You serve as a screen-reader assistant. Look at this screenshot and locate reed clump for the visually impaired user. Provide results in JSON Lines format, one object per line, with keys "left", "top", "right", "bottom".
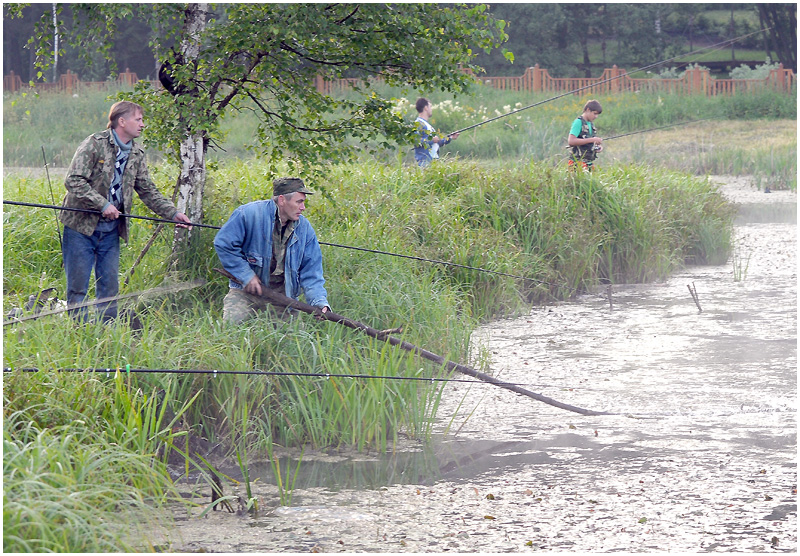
{"left": 3, "top": 370, "right": 185, "bottom": 552}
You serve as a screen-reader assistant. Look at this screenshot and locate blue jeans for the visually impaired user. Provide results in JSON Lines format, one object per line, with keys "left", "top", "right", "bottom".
{"left": 62, "top": 225, "right": 120, "bottom": 322}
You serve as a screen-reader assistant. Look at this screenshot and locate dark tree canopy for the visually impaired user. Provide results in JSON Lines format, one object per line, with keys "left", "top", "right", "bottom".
{"left": 757, "top": 4, "right": 797, "bottom": 70}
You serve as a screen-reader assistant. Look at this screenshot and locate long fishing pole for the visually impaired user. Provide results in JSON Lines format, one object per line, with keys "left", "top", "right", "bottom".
{"left": 2, "top": 366, "right": 522, "bottom": 386}
{"left": 600, "top": 118, "right": 707, "bottom": 142}
{"left": 448, "top": 27, "right": 770, "bottom": 136}
{"left": 565, "top": 118, "right": 708, "bottom": 156}
{"left": 3, "top": 200, "right": 580, "bottom": 295}
{"left": 41, "top": 147, "right": 63, "bottom": 255}
{"left": 2, "top": 200, "right": 220, "bottom": 230}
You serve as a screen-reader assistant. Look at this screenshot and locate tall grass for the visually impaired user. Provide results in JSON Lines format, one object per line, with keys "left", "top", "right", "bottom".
{"left": 3, "top": 370, "right": 188, "bottom": 552}
{"left": 4, "top": 157, "right": 734, "bottom": 450}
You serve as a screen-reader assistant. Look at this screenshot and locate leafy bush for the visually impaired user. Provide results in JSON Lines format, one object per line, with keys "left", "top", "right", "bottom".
{"left": 730, "top": 59, "right": 781, "bottom": 80}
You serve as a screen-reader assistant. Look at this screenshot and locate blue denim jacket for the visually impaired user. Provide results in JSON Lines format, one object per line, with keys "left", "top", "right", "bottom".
{"left": 214, "top": 199, "right": 329, "bottom": 308}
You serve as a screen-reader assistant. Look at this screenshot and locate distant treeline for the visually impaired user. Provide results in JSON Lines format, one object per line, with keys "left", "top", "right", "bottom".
{"left": 3, "top": 3, "right": 795, "bottom": 84}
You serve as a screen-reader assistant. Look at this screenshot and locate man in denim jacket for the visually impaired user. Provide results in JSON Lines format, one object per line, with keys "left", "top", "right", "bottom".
{"left": 214, "top": 177, "right": 330, "bottom": 324}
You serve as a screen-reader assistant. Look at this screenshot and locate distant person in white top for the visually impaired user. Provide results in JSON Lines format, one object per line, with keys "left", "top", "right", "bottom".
{"left": 413, "top": 97, "right": 459, "bottom": 167}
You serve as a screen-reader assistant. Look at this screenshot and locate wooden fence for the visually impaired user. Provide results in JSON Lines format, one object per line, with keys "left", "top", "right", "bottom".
{"left": 6, "top": 64, "right": 795, "bottom": 97}
{"left": 315, "top": 64, "right": 796, "bottom": 97}
{"left": 3, "top": 69, "right": 159, "bottom": 95}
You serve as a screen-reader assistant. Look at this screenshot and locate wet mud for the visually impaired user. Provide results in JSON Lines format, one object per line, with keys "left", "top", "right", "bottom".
{"left": 153, "top": 176, "right": 796, "bottom": 553}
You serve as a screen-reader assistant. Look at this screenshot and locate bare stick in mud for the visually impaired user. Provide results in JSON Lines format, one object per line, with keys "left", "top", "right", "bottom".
{"left": 211, "top": 473, "right": 234, "bottom": 513}
{"left": 214, "top": 268, "right": 611, "bottom": 416}
{"left": 607, "top": 285, "right": 613, "bottom": 312}
{"left": 687, "top": 282, "right": 703, "bottom": 313}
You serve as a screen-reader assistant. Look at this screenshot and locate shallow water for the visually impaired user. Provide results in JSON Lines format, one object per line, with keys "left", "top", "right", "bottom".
{"left": 158, "top": 177, "right": 796, "bottom": 553}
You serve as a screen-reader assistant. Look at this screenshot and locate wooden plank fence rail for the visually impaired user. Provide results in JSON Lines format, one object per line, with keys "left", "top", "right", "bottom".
{"left": 3, "top": 68, "right": 160, "bottom": 95}
{"left": 311, "top": 64, "right": 794, "bottom": 97}
{"left": 6, "top": 64, "right": 794, "bottom": 97}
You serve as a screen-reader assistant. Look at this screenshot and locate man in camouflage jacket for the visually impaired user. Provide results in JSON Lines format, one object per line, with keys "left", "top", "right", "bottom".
{"left": 60, "top": 100, "right": 191, "bottom": 322}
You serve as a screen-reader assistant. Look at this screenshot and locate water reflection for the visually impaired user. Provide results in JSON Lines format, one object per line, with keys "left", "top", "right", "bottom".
{"left": 224, "top": 436, "right": 565, "bottom": 489}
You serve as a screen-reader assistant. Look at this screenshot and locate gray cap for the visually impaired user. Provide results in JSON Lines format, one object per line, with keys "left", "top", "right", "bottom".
{"left": 273, "top": 177, "right": 314, "bottom": 197}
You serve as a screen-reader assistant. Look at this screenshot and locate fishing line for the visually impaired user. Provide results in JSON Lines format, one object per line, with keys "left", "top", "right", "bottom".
{"left": 0, "top": 365, "right": 612, "bottom": 392}
{"left": 0, "top": 366, "right": 685, "bottom": 418}
{"left": 41, "top": 147, "right": 64, "bottom": 255}
{"left": 448, "top": 27, "right": 771, "bottom": 136}
{"left": 564, "top": 118, "right": 708, "bottom": 156}
{"left": 4, "top": 200, "right": 582, "bottom": 295}
{"left": 0, "top": 366, "right": 625, "bottom": 403}
{"left": 5, "top": 366, "right": 767, "bottom": 419}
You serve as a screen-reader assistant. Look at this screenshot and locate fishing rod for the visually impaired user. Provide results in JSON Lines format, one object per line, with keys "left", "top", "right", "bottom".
{"left": 4, "top": 200, "right": 581, "bottom": 295}
{"left": 41, "top": 147, "right": 63, "bottom": 255}
{"left": 214, "top": 266, "right": 611, "bottom": 416}
{"left": 2, "top": 200, "right": 219, "bottom": 230}
{"left": 447, "top": 27, "right": 770, "bottom": 136}
{"left": 565, "top": 118, "right": 708, "bottom": 156}
{"left": 600, "top": 118, "right": 707, "bottom": 142}
{"left": 2, "top": 366, "right": 523, "bottom": 386}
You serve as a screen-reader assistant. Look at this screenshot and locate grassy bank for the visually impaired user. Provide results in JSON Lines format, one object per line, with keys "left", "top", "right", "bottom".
{"left": 3, "top": 154, "right": 741, "bottom": 549}
{"left": 4, "top": 84, "right": 795, "bottom": 190}
{"left": 4, "top": 158, "right": 734, "bottom": 442}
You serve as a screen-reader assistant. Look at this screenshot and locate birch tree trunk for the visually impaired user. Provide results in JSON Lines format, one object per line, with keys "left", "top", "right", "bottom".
{"left": 171, "top": 3, "right": 208, "bottom": 265}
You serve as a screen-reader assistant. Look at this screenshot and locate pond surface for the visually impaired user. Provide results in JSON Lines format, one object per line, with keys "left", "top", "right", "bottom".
{"left": 157, "top": 177, "right": 796, "bottom": 553}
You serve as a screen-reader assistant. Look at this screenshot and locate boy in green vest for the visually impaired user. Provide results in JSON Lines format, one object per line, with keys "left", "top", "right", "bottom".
{"left": 568, "top": 99, "right": 604, "bottom": 171}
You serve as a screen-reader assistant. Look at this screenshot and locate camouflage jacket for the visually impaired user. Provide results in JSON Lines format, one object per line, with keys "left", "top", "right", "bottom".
{"left": 60, "top": 129, "right": 178, "bottom": 242}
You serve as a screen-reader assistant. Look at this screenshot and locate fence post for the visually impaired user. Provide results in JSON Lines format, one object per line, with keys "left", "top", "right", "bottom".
{"left": 610, "top": 65, "right": 624, "bottom": 93}
{"left": 532, "top": 64, "right": 542, "bottom": 92}
{"left": 768, "top": 63, "right": 790, "bottom": 92}
{"left": 686, "top": 66, "right": 708, "bottom": 94}
{"left": 118, "top": 68, "right": 138, "bottom": 87}
{"left": 60, "top": 70, "right": 79, "bottom": 95}
{"left": 4, "top": 70, "right": 22, "bottom": 93}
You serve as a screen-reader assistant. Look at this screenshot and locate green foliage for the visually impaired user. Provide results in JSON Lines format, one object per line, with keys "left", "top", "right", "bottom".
{"left": 730, "top": 59, "right": 783, "bottom": 80}
{"left": 470, "top": 4, "right": 771, "bottom": 77}
{"left": 17, "top": 3, "right": 507, "bottom": 179}
{"left": 3, "top": 371, "right": 185, "bottom": 552}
